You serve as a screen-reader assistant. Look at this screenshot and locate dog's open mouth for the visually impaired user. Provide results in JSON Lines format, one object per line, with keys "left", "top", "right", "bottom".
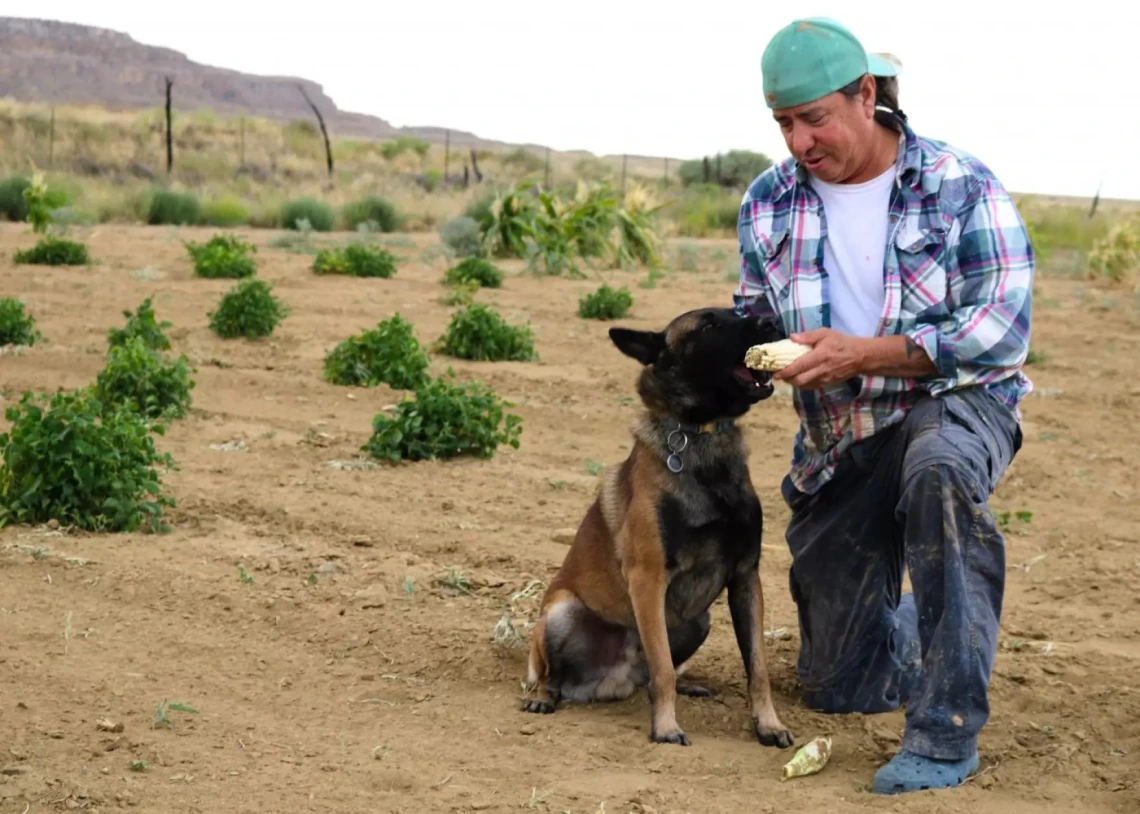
{"left": 732, "top": 364, "right": 771, "bottom": 393}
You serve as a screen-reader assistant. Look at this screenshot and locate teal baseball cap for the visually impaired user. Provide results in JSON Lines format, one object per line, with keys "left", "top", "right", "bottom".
{"left": 762, "top": 17, "right": 895, "bottom": 109}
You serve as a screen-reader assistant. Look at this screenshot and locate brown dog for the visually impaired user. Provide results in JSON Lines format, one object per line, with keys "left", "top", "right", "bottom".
{"left": 520, "top": 307, "right": 794, "bottom": 748}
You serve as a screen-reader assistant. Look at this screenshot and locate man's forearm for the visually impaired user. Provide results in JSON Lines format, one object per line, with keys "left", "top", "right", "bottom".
{"left": 856, "top": 335, "right": 939, "bottom": 378}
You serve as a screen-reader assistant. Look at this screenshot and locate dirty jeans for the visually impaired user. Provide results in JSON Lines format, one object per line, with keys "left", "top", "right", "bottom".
{"left": 780, "top": 386, "right": 1023, "bottom": 761}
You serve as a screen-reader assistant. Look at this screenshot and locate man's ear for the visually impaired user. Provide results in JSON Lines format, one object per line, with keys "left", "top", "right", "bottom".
{"left": 608, "top": 328, "right": 665, "bottom": 366}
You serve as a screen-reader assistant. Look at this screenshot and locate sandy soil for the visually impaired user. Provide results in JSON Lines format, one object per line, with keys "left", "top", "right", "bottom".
{"left": 1, "top": 223, "right": 1137, "bottom": 814}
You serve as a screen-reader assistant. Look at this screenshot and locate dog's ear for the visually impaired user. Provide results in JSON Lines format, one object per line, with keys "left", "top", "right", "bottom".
{"left": 608, "top": 328, "right": 665, "bottom": 366}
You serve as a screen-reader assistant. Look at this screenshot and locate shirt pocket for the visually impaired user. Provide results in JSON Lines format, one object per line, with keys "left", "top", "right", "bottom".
{"left": 893, "top": 222, "right": 950, "bottom": 319}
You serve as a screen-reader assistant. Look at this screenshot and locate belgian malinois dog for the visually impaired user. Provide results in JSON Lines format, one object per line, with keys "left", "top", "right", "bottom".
{"left": 520, "top": 307, "right": 794, "bottom": 748}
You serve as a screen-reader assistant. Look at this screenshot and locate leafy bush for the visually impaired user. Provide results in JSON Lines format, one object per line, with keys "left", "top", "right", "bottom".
{"left": 208, "top": 278, "right": 288, "bottom": 339}
{"left": 185, "top": 234, "right": 257, "bottom": 279}
{"left": 578, "top": 284, "right": 633, "bottom": 320}
{"left": 0, "top": 298, "right": 42, "bottom": 346}
{"left": 677, "top": 150, "right": 774, "bottom": 189}
{"left": 107, "top": 297, "right": 172, "bottom": 352}
{"left": 443, "top": 256, "right": 503, "bottom": 289}
{"left": 437, "top": 280, "right": 479, "bottom": 307}
{"left": 437, "top": 303, "right": 536, "bottom": 362}
{"left": 438, "top": 215, "right": 483, "bottom": 258}
{"left": 322, "top": 314, "right": 430, "bottom": 390}
{"left": 342, "top": 196, "right": 402, "bottom": 232}
{"left": 281, "top": 198, "right": 335, "bottom": 232}
{"left": 147, "top": 189, "right": 202, "bottom": 225}
{"left": 1086, "top": 216, "right": 1140, "bottom": 285}
{"left": 22, "top": 172, "right": 70, "bottom": 233}
{"left": 361, "top": 373, "right": 522, "bottom": 463}
{"left": 311, "top": 243, "right": 397, "bottom": 278}
{"left": 0, "top": 174, "right": 31, "bottom": 222}
{"left": 203, "top": 197, "right": 251, "bottom": 227}
{"left": 13, "top": 236, "right": 90, "bottom": 266}
{"left": 0, "top": 388, "right": 177, "bottom": 533}
{"left": 94, "top": 336, "right": 196, "bottom": 421}
{"left": 669, "top": 184, "right": 740, "bottom": 237}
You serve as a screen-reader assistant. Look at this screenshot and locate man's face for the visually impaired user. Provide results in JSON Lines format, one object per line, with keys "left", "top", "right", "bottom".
{"left": 772, "top": 75, "right": 877, "bottom": 184}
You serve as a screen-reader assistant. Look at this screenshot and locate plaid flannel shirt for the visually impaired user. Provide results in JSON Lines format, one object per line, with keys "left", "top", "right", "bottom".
{"left": 734, "top": 117, "right": 1034, "bottom": 495}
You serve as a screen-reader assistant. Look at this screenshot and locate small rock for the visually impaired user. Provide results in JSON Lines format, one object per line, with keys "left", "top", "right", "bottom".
{"left": 979, "top": 773, "right": 997, "bottom": 790}
{"left": 442, "top": 501, "right": 455, "bottom": 511}
{"left": 1, "top": 764, "right": 29, "bottom": 775}
{"left": 519, "top": 724, "right": 537, "bottom": 736}
{"left": 317, "top": 561, "right": 339, "bottom": 575}
{"left": 552, "top": 528, "right": 577, "bottom": 545}
{"left": 47, "top": 518, "right": 60, "bottom": 530}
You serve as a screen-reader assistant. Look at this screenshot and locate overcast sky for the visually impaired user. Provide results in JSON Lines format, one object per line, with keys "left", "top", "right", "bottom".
{"left": 13, "top": 1, "right": 1139, "bottom": 200}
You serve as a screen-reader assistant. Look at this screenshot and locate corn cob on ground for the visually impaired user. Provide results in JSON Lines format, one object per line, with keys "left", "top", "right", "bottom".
{"left": 743, "top": 338, "right": 812, "bottom": 372}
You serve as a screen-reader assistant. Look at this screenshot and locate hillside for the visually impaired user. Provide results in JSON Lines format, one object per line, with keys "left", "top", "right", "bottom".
{"left": 0, "top": 16, "right": 553, "bottom": 152}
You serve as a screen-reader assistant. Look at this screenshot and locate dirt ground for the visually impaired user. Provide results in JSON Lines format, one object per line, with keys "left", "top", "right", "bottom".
{"left": 1, "top": 223, "right": 1137, "bottom": 814}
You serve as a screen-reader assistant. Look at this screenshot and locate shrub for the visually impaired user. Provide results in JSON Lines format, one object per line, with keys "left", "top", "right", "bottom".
{"left": 342, "top": 196, "right": 402, "bottom": 232}
{"left": 13, "top": 236, "right": 90, "bottom": 266}
{"left": 361, "top": 373, "right": 522, "bottom": 463}
{"left": 443, "top": 256, "right": 503, "bottom": 289}
{"left": 438, "top": 215, "right": 483, "bottom": 258}
{"left": 147, "top": 189, "right": 202, "bottom": 225}
{"left": 185, "top": 233, "right": 257, "bottom": 279}
{"left": 0, "top": 298, "right": 42, "bottom": 346}
{"left": 94, "top": 336, "right": 196, "bottom": 421}
{"left": 322, "top": 314, "right": 430, "bottom": 390}
{"left": 677, "top": 150, "right": 774, "bottom": 189}
{"left": 281, "top": 197, "right": 335, "bottom": 232}
{"left": 107, "top": 297, "right": 172, "bottom": 352}
{"left": 0, "top": 388, "right": 177, "bottom": 533}
{"left": 0, "top": 174, "right": 31, "bottom": 222}
{"left": 311, "top": 243, "right": 397, "bottom": 278}
{"left": 578, "top": 284, "right": 633, "bottom": 320}
{"left": 669, "top": 185, "right": 740, "bottom": 237}
{"left": 208, "top": 278, "right": 288, "bottom": 339}
{"left": 203, "top": 197, "right": 251, "bottom": 227}
{"left": 22, "top": 172, "right": 70, "bottom": 233}
{"left": 1086, "top": 216, "right": 1140, "bottom": 286}
{"left": 437, "top": 303, "right": 536, "bottom": 362}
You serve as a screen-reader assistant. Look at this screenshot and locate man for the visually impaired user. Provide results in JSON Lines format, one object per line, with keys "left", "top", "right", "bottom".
{"left": 733, "top": 17, "right": 1033, "bottom": 795}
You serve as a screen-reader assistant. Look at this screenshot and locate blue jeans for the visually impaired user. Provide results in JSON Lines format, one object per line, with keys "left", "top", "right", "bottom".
{"left": 780, "top": 386, "right": 1023, "bottom": 761}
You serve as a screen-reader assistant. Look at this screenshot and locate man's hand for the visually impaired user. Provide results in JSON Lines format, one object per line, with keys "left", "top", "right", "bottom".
{"left": 774, "top": 328, "right": 939, "bottom": 389}
{"left": 773, "top": 328, "right": 869, "bottom": 389}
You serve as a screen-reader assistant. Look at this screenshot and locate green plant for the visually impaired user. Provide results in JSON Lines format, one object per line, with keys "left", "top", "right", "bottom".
{"left": 147, "top": 189, "right": 201, "bottom": 226}
{"left": 443, "top": 256, "right": 503, "bottom": 289}
{"left": 23, "top": 172, "right": 70, "bottom": 234}
{"left": 438, "top": 280, "right": 479, "bottom": 307}
{"left": 677, "top": 150, "right": 774, "bottom": 189}
{"left": 436, "top": 303, "right": 536, "bottom": 362}
{"left": 203, "top": 197, "right": 251, "bottom": 227}
{"left": 0, "top": 298, "right": 43, "bottom": 346}
{"left": 323, "top": 314, "right": 431, "bottom": 390}
{"left": 208, "top": 278, "right": 288, "bottom": 339}
{"left": 438, "top": 216, "right": 483, "bottom": 258}
{"left": 361, "top": 373, "right": 522, "bottom": 463}
{"left": 0, "top": 174, "right": 31, "bottom": 222}
{"left": 1086, "top": 216, "right": 1140, "bottom": 285}
{"left": 342, "top": 196, "right": 402, "bottom": 232}
{"left": 13, "top": 236, "right": 90, "bottom": 266}
{"left": 0, "top": 388, "right": 177, "bottom": 533}
{"left": 185, "top": 233, "right": 257, "bottom": 279}
{"left": 311, "top": 243, "right": 397, "bottom": 278}
{"left": 281, "top": 197, "right": 335, "bottom": 232}
{"left": 94, "top": 336, "right": 196, "bottom": 420}
{"left": 668, "top": 184, "right": 741, "bottom": 237}
{"left": 578, "top": 284, "right": 633, "bottom": 320}
{"left": 107, "top": 297, "right": 173, "bottom": 352}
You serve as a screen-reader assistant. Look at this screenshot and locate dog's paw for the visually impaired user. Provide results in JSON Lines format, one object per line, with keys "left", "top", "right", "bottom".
{"left": 676, "top": 682, "right": 715, "bottom": 698}
{"left": 753, "top": 717, "right": 794, "bottom": 749}
{"left": 521, "top": 698, "right": 555, "bottom": 714}
{"left": 651, "top": 728, "right": 691, "bottom": 746}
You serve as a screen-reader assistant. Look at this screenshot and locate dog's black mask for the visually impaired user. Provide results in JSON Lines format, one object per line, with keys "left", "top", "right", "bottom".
{"left": 609, "top": 308, "right": 786, "bottom": 425}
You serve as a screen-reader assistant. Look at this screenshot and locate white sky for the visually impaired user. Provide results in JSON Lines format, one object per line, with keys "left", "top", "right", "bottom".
{"left": 10, "top": 1, "right": 1140, "bottom": 200}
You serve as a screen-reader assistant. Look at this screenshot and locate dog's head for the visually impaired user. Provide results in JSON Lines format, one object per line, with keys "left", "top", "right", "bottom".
{"left": 608, "top": 308, "right": 786, "bottom": 424}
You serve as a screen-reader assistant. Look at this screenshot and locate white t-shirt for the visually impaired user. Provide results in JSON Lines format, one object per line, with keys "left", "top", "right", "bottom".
{"left": 810, "top": 164, "right": 896, "bottom": 337}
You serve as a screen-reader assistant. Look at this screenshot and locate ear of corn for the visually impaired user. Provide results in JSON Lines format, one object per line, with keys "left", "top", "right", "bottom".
{"left": 781, "top": 735, "right": 833, "bottom": 781}
{"left": 744, "top": 339, "right": 811, "bottom": 372}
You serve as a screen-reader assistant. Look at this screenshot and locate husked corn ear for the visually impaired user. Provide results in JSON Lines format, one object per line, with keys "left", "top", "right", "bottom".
{"left": 743, "top": 339, "right": 811, "bottom": 372}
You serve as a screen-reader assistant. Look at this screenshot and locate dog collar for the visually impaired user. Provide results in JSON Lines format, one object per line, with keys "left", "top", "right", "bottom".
{"left": 661, "top": 418, "right": 735, "bottom": 473}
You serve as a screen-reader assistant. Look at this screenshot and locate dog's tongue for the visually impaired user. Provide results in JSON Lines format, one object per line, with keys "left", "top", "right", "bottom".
{"left": 732, "top": 365, "right": 760, "bottom": 386}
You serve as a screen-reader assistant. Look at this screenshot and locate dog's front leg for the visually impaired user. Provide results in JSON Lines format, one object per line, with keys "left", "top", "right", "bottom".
{"left": 627, "top": 565, "right": 688, "bottom": 745}
{"left": 727, "top": 565, "right": 795, "bottom": 748}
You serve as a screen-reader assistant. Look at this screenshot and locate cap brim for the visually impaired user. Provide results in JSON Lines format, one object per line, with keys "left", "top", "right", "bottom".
{"left": 867, "top": 52, "right": 901, "bottom": 77}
